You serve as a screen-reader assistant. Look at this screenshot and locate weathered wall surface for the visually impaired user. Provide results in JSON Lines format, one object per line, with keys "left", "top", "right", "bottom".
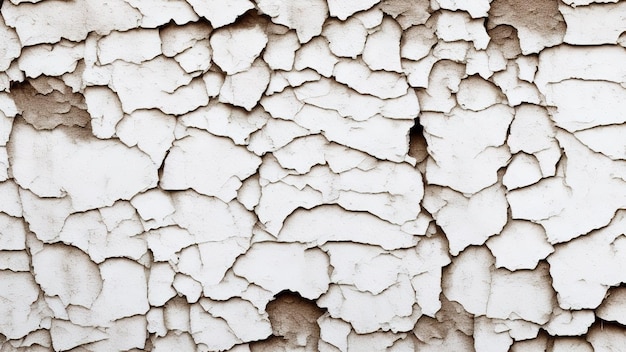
{"left": 0, "top": 0, "right": 625, "bottom": 351}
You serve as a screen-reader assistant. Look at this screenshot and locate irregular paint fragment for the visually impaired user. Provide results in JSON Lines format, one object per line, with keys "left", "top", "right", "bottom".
{"left": 559, "top": 1, "right": 626, "bottom": 45}
{"left": 323, "top": 18, "right": 367, "bottom": 59}
{"left": 547, "top": 211, "right": 626, "bottom": 309}
{"left": 435, "top": 11, "right": 490, "bottom": 50}
{"left": 108, "top": 56, "right": 209, "bottom": 114}
{"left": 161, "top": 129, "right": 262, "bottom": 201}
{"left": 0, "top": 272, "right": 45, "bottom": 339}
{"left": 363, "top": 18, "right": 403, "bottom": 72}
{"left": 97, "top": 29, "right": 161, "bottom": 65}
{"left": 486, "top": 220, "right": 554, "bottom": 270}
{"left": 234, "top": 242, "right": 330, "bottom": 299}
{"left": 326, "top": 0, "right": 379, "bottom": 21}
{"left": 210, "top": 18, "right": 268, "bottom": 75}
{"left": 333, "top": 59, "right": 409, "bottom": 99}
{"left": 220, "top": 59, "right": 271, "bottom": 111}
{"left": 186, "top": 0, "right": 254, "bottom": 28}
{"left": 421, "top": 105, "right": 513, "bottom": 194}
{"left": 128, "top": 0, "right": 199, "bottom": 27}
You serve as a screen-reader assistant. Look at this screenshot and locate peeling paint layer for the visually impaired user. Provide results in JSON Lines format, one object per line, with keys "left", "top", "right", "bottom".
{"left": 0, "top": 0, "right": 625, "bottom": 351}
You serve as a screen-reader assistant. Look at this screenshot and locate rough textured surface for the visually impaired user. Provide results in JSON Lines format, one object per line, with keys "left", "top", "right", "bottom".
{"left": 0, "top": 1, "right": 625, "bottom": 351}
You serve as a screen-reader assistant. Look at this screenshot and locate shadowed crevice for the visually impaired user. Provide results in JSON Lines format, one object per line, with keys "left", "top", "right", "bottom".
{"left": 250, "top": 291, "right": 326, "bottom": 351}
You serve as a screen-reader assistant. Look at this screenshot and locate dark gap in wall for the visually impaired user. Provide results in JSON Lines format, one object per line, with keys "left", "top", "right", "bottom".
{"left": 408, "top": 117, "right": 428, "bottom": 163}
{"left": 250, "top": 290, "right": 326, "bottom": 352}
{"left": 591, "top": 317, "right": 626, "bottom": 332}
{"left": 229, "top": 8, "right": 271, "bottom": 30}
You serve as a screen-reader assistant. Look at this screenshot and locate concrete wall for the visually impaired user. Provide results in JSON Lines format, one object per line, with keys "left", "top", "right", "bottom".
{"left": 0, "top": 0, "right": 625, "bottom": 350}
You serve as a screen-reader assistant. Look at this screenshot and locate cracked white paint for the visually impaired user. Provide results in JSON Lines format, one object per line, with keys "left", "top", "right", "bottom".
{"left": 0, "top": 0, "right": 625, "bottom": 351}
